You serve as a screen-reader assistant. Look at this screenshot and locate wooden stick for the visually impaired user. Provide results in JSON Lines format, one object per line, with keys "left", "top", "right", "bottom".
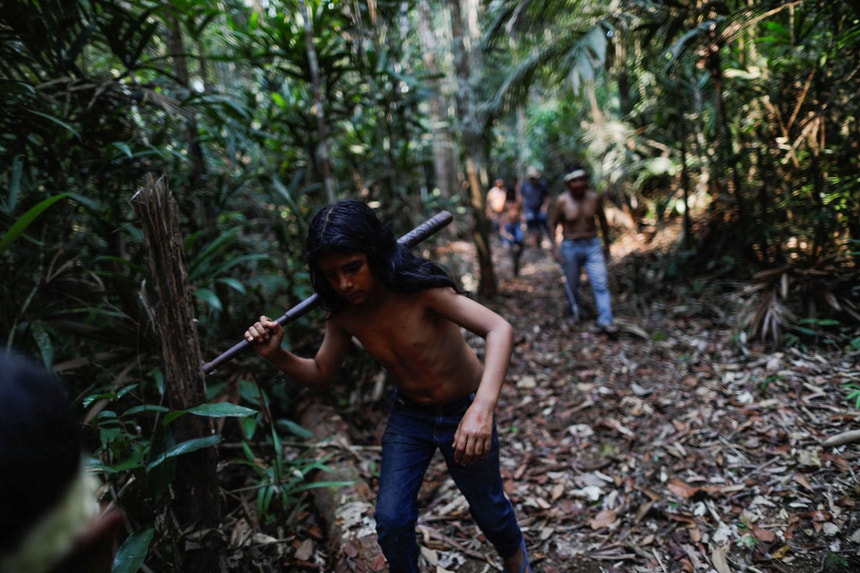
{"left": 821, "top": 429, "right": 860, "bottom": 448}
{"left": 202, "top": 210, "right": 453, "bottom": 374}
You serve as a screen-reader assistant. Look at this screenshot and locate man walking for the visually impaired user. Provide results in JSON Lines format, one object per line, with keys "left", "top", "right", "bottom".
{"left": 519, "top": 166, "right": 551, "bottom": 248}
{"left": 549, "top": 165, "right": 617, "bottom": 333}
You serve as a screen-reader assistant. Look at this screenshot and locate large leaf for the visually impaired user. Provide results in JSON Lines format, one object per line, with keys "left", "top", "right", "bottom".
{"left": 188, "top": 402, "right": 258, "bottom": 418}
{"left": 112, "top": 527, "right": 155, "bottom": 573}
{"left": 162, "top": 402, "right": 258, "bottom": 425}
{"left": 0, "top": 193, "right": 70, "bottom": 254}
{"left": 146, "top": 434, "right": 222, "bottom": 472}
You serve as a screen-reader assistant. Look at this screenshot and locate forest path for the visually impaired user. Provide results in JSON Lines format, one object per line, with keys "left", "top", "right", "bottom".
{"left": 403, "top": 230, "right": 860, "bottom": 573}
{"left": 274, "top": 227, "right": 860, "bottom": 573}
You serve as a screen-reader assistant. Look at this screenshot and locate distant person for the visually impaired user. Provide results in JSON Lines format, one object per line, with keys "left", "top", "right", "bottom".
{"left": 549, "top": 165, "right": 617, "bottom": 334}
{"left": 244, "top": 200, "right": 532, "bottom": 573}
{"left": 486, "top": 178, "right": 508, "bottom": 235}
{"left": 499, "top": 187, "right": 524, "bottom": 277}
{"left": 0, "top": 351, "right": 123, "bottom": 573}
{"left": 519, "top": 166, "right": 551, "bottom": 248}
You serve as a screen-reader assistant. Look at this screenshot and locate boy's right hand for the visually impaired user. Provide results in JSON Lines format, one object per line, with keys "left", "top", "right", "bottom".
{"left": 244, "top": 315, "right": 285, "bottom": 359}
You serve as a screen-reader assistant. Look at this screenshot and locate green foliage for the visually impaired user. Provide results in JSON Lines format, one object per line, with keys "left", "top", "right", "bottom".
{"left": 4, "top": 0, "right": 860, "bottom": 568}
{"left": 825, "top": 553, "right": 850, "bottom": 569}
{"left": 82, "top": 370, "right": 311, "bottom": 566}
{"left": 0, "top": 193, "right": 71, "bottom": 254}
{"left": 226, "top": 379, "right": 352, "bottom": 526}
{"left": 86, "top": 374, "right": 256, "bottom": 480}
{"left": 236, "top": 442, "right": 351, "bottom": 526}
{"left": 844, "top": 384, "right": 860, "bottom": 410}
{"left": 112, "top": 527, "right": 155, "bottom": 573}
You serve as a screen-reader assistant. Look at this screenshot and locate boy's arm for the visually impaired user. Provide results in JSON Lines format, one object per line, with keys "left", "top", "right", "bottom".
{"left": 548, "top": 198, "right": 563, "bottom": 259}
{"left": 424, "top": 289, "right": 514, "bottom": 464}
{"left": 499, "top": 214, "right": 513, "bottom": 240}
{"left": 245, "top": 315, "right": 351, "bottom": 392}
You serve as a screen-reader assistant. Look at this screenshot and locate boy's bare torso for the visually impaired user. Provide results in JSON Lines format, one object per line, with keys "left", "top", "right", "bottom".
{"left": 331, "top": 289, "right": 484, "bottom": 405}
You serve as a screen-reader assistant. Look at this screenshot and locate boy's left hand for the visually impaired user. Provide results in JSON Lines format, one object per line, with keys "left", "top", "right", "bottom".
{"left": 453, "top": 404, "right": 494, "bottom": 465}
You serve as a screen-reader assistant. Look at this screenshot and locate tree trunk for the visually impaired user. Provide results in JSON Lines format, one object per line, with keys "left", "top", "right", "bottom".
{"left": 418, "top": 0, "right": 459, "bottom": 200}
{"left": 301, "top": 0, "right": 338, "bottom": 203}
{"left": 131, "top": 174, "right": 226, "bottom": 573}
{"left": 676, "top": 87, "right": 693, "bottom": 249}
{"left": 614, "top": 23, "right": 632, "bottom": 118}
{"left": 708, "top": 42, "right": 752, "bottom": 257}
{"left": 165, "top": 10, "right": 205, "bottom": 186}
{"left": 450, "top": 0, "right": 497, "bottom": 298}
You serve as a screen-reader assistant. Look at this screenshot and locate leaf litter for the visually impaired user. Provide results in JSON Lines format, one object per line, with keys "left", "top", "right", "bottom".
{"left": 251, "top": 227, "right": 860, "bottom": 573}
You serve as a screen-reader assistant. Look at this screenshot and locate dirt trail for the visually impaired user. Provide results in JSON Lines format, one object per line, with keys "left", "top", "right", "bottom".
{"left": 269, "top": 231, "right": 860, "bottom": 573}
{"left": 404, "top": 235, "right": 860, "bottom": 573}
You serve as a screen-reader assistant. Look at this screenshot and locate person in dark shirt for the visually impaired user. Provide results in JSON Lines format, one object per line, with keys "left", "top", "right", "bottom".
{"left": 519, "top": 166, "right": 551, "bottom": 248}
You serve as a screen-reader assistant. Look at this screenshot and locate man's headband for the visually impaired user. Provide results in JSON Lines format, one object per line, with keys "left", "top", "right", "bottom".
{"left": 564, "top": 169, "right": 587, "bottom": 182}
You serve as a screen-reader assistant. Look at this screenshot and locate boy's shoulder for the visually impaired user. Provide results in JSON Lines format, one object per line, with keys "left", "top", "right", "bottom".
{"left": 330, "top": 288, "right": 460, "bottom": 336}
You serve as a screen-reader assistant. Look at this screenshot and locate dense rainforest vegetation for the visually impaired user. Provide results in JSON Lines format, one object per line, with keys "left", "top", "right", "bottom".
{"left": 1, "top": 0, "right": 858, "bottom": 570}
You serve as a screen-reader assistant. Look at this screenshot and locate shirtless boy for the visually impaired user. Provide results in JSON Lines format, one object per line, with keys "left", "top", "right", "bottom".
{"left": 549, "top": 165, "right": 617, "bottom": 333}
{"left": 499, "top": 193, "right": 525, "bottom": 277}
{"left": 245, "top": 200, "right": 532, "bottom": 573}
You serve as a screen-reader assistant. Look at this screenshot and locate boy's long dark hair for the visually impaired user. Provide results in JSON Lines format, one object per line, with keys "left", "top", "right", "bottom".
{"left": 306, "top": 200, "right": 457, "bottom": 312}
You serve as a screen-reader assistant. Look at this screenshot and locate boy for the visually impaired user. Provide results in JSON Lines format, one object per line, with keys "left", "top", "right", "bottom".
{"left": 499, "top": 192, "right": 525, "bottom": 277}
{"left": 245, "top": 200, "right": 531, "bottom": 573}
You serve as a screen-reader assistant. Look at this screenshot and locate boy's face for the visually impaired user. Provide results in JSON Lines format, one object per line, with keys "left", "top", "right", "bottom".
{"left": 319, "top": 252, "right": 379, "bottom": 305}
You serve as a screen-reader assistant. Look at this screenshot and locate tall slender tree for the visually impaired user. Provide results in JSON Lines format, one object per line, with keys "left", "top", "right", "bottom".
{"left": 418, "top": 0, "right": 460, "bottom": 200}
{"left": 450, "top": 0, "right": 498, "bottom": 297}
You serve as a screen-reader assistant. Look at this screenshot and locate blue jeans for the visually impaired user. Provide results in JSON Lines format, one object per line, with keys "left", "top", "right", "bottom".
{"left": 524, "top": 207, "right": 550, "bottom": 241}
{"left": 375, "top": 392, "right": 523, "bottom": 572}
{"left": 501, "top": 222, "right": 523, "bottom": 248}
{"left": 560, "top": 237, "right": 614, "bottom": 327}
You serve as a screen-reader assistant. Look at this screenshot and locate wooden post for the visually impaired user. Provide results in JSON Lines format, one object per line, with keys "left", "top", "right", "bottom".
{"left": 132, "top": 174, "right": 226, "bottom": 572}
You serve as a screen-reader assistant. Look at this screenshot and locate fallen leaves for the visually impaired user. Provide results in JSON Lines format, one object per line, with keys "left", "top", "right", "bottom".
{"left": 244, "top": 237, "right": 860, "bottom": 573}
{"left": 590, "top": 509, "right": 618, "bottom": 530}
{"left": 468, "top": 247, "right": 860, "bottom": 572}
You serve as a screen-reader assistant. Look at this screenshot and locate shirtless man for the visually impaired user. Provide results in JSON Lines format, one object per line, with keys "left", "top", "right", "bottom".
{"left": 550, "top": 165, "right": 617, "bottom": 333}
{"left": 245, "top": 200, "right": 532, "bottom": 573}
{"left": 486, "top": 178, "right": 508, "bottom": 234}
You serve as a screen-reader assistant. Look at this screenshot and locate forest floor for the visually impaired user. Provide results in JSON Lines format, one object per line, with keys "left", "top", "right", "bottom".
{"left": 245, "top": 222, "right": 860, "bottom": 573}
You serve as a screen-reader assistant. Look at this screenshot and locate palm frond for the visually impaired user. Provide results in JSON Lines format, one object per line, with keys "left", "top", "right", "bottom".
{"left": 482, "top": 0, "right": 589, "bottom": 49}
{"left": 484, "top": 20, "right": 612, "bottom": 116}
